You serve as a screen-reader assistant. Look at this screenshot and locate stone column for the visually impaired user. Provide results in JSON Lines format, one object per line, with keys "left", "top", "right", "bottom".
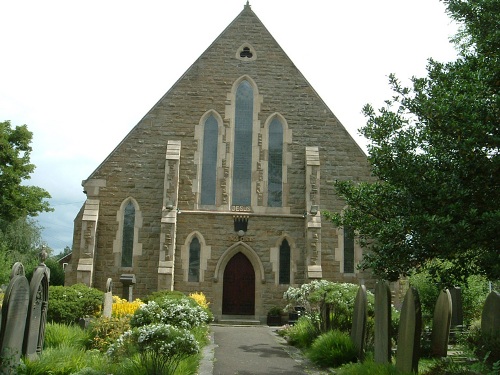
{"left": 305, "top": 146, "right": 322, "bottom": 279}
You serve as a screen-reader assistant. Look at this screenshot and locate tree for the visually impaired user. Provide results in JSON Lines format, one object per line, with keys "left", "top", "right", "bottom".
{"left": 0, "top": 120, "right": 52, "bottom": 227}
{"left": 325, "top": 0, "right": 499, "bottom": 286}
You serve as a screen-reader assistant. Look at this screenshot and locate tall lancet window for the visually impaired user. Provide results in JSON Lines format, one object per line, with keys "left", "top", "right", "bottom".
{"left": 201, "top": 115, "right": 218, "bottom": 205}
{"left": 232, "top": 80, "right": 253, "bottom": 205}
{"left": 268, "top": 118, "right": 283, "bottom": 207}
{"left": 344, "top": 226, "right": 355, "bottom": 273}
{"left": 188, "top": 237, "right": 201, "bottom": 282}
{"left": 279, "top": 239, "right": 291, "bottom": 284}
{"left": 121, "top": 200, "right": 135, "bottom": 267}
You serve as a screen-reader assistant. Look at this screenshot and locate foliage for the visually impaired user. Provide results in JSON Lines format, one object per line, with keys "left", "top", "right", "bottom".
{"left": 130, "top": 296, "right": 211, "bottom": 330}
{"left": 107, "top": 323, "right": 199, "bottom": 375}
{"left": 48, "top": 284, "right": 104, "bottom": 324}
{"left": 337, "top": 359, "right": 412, "bottom": 375}
{"left": 410, "top": 267, "right": 489, "bottom": 326}
{"left": 45, "top": 257, "right": 65, "bottom": 286}
{"left": 284, "top": 316, "right": 320, "bottom": 349}
{"left": 0, "top": 217, "right": 47, "bottom": 286}
{"left": 324, "top": 0, "right": 500, "bottom": 285}
{"left": 0, "top": 120, "right": 52, "bottom": 225}
{"left": 86, "top": 316, "right": 132, "bottom": 352}
{"left": 112, "top": 295, "right": 144, "bottom": 317}
{"left": 267, "top": 305, "right": 283, "bottom": 316}
{"left": 44, "top": 322, "right": 90, "bottom": 349}
{"left": 143, "top": 289, "right": 186, "bottom": 303}
{"left": 461, "top": 319, "right": 500, "bottom": 366}
{"left": 307, "top": 329, "right": 357, "bottom": 368}
{"left": 188, "top": 291, "right": 210, "bottom": 309}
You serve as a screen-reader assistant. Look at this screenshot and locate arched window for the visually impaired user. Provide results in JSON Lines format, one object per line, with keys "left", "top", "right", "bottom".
{"left": 279, "top": 239, "right": 291, "bottom": 284}
{"left": 232, "top": 80, "right": 253, "bottom": 205}
{"left": 343, "top": 226, "right": 355, "bottom": 273}
{"left": 201, "top": 115, "right": 218, "bottom": 205}
{"left": 268, "top": 118, "right": 283, "bottom": 207}
{"left": 121, "top": 200, "right": 135, "bottom": 267}
{"left": 189, "top": 237, "right": 201, "bottom": 282}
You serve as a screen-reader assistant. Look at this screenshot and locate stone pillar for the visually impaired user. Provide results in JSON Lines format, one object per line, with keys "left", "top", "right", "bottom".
{"left": 120, "top": 274, "right": 136, "bottom": 302}
{"left": 305, "top": 146, "right": 322, "bottom": 279}
{"left": 158, "top": 140, "right": 181, "bottom": 291}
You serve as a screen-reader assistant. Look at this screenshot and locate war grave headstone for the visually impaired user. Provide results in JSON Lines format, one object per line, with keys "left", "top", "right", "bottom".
{"left": 481, "top": 291, "right": 500, "bottom": 337}
{"left": 351, "top": 285, "right": 367, "bottom": 361}
{"left": 0, "top": 263, "right": 30, "bottom": 373}
{"left": 23, "top": 260, "right": 50, "bottom": 360}
{"left": 430, "top": 289, "right": 452, "bottom": 357}
{"left": 395, "top": 287, "right": 422, "bottom": 374}
{"left": 102, "top": 278, "right": 113, "bottom": 318}
{"left": 374, "top": 280, "right": 392, "bottom": 364}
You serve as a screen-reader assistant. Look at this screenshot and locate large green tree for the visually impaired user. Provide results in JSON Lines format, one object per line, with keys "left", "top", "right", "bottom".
{"left": 326, "top": 0, "right": 499, "bottom": 285}
{"left": 0, "top": 120, "right": 52, "bottom": 227}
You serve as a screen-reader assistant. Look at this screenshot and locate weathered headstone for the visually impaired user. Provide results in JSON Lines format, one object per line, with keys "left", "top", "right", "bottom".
{"left": 481, "top": 291, "right": 500, "bottom": 337}
{"left": 374, "top": 280, "right": 391, "bottom": 364}
{"left": 396, "top": 287, "right": 422, "bottom": 374}
{"left": 23, "top": 263, "right": 50, "bottom": 360}
{"left": 102, "top": 278, "right": 113, "bottom": 318}
{"left": 430, "top": 289, "right": 452, "bottom": 357}
{"left": 120, "top": 274, "right": 136, "bottom": 302}
{"left": 0, "top": 263, "right": 30, "bottom": 373}
{"left": 449, "top": 287, "right": 463, "bottom": 327}
{"left": 351, "top": 285, "right": 367, "bottom": 361}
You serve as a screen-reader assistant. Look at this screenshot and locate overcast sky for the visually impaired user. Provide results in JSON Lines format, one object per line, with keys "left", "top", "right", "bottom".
{"left": 0, "top": 0, "right": 459, "bottom": 255}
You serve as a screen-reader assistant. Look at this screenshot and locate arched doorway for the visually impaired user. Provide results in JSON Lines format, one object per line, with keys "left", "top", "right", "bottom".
{"left": 222, "top": 252, "right": 255, "bottom": 315}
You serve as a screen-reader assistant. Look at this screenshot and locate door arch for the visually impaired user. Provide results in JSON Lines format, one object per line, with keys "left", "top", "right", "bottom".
{"left": 222, "top": 252, "right": 255, "bottom": 315}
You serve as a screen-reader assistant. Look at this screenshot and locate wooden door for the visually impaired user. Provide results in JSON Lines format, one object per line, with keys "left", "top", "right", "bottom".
{"left": 222, "top": 252, "right": 255, "bottom": 315}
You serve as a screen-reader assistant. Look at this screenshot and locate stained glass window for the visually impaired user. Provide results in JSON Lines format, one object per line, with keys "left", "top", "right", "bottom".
{"left": 121, "top": 201, "right": 135, "bottom": 267}
{"left": 344, "top": 227, "right": 355, "bottom": 273}
{"left": 268, "top": 118, "right": 283, "bottom": 207}
{"left": 189, "top": 237, "right": 200, "bottom": 282}
{"left": 232, "top": 80, "right": 253, "bottom": 205}
{"left": 201, "top": 115, "right": 218, "bottom": 205}
{"left": 279, "top": 239, "right": 291, "bottom": 284}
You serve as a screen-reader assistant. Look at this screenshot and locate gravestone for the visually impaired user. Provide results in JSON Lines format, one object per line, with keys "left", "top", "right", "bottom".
{"left": 449, "top": 287, "right": 463, "bottom": 327}
{"left": 102, "top": 278, "right": 113, "bottom": 318}
{"left": 23, "top": 263, "right": 50, "bottom": 360}
{"left": 350, "top": 285, "right": 367, "bottom": 360}
{"left": 430, "top": 289, "right": 452, "bottom": 357}
{"left": 396, "top": 287, "right": 422, "bottom": 374}
{"left": 0, "top": 263, "right": 30, "bottom": 373}
{"left": 374, "top": 280, "right": 391, "bottom": 363}
{"left": 120, "top": 274, "right": 136, "bottom": 302}
{"left": 481, "top": 291, "right": 500, "bottom": 337}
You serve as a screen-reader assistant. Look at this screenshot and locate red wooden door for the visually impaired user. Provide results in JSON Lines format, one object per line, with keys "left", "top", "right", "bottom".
{"left": 222, "top": 252, "right": 255, "bottom": 315}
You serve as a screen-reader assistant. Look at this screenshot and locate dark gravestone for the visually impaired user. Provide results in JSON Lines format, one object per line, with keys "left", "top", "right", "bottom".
{"left": 396, "top": 287, "right": 422, "bottom": 374}
{"left": 351, "top": 285, "right": 367, "bottom": 361}
{"left": 481, "top": 291, "right": 500, "bottom": 337}
{"left": 431, "top": 289, "right": 452, "bottom": 357}
{"left": 120, "top": 274, "right": 136, "bottom": 302}
{"left": 375, "top": 280, "right": 392, "bottom": 364}
{"left": 23, "top": 264, "right": 50, "bottom": 360}
{"left": 449, "top": 287, "right": 463, "bottom": 327}
{"left": 0, "top": 263, "right": 30, "bottom": 373}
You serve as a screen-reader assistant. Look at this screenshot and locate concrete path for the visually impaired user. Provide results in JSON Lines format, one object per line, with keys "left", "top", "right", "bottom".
{"left": 199, "top": 325, "right": 331, "bottom": 375}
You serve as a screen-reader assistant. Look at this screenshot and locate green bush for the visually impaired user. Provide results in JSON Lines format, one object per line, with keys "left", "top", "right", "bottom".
{"left": 143, "top": 290, "right": 186, "bottom": 303}
{"left": 307, "top": 329, "right": 357, "bottom": 368}
{"left": 286, "top": 316, "right": 320, "bottom": 348}
{"left": 86, "top": 316, "right": 131, "bottom": 352}
{"left": 462, "top": 319, "right": 500, "bottom": 366}
{"left": 48, "top": 284, "right": 104, "bottom": 324}
{"left": 45, "top": 257, "right": 65, "bottom": 286}
{"left": 44, "top": 322, "right": 90, "bottom": 349}
{"left": 337, "top": 359, "right": 411, "bottom": 375}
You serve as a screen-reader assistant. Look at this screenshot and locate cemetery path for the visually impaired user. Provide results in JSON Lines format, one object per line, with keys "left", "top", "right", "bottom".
{"left": 200, "top": 325, "right": 331, "bottom": 375}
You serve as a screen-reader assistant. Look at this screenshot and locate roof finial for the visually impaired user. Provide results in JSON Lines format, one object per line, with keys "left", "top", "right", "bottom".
{"left": 245, "top": 1, "right": 250, "bottom": 9}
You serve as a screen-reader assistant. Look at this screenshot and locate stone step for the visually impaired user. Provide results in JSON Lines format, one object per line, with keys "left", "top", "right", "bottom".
{"left": 214, "top": 315, "right": 262, "bottom": 326}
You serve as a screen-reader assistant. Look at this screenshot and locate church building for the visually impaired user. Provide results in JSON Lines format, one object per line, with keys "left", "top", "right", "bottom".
{"left": 66, "top": 3, "right": 374, "bottom": 322}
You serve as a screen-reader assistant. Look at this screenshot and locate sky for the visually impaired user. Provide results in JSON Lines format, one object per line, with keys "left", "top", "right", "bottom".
{"left": 0, "top": 0, "right": 459, "bottom": 255}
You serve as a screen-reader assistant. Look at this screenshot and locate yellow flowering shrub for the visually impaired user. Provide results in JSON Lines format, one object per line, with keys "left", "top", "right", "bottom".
{"left": 112, "top": 295, "right": 144, "bottom": 317}
{"left": 189, "top": 292, "right": 210, "bottom": 309}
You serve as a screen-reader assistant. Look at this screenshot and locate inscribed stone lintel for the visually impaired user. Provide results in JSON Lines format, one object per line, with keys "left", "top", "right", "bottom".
{"left": 77, "top": 263, "right": 93, "bottom": 272}
{"left": 307, "top": 265, "right": 323, "bottom": 278}
{"left": 161, "top": 215, "right": 177, "bottom": 224}
{"left": 307, "top": 221, "right": 322, "bottom": 228}
{"left": 166, "top": 140, "right": 181, "bottom": 160}
{"left": 158, "top": 267, "right": 173, "bottom": 275}
{"left": 306, "top": 147, "right": 320, "bottom": 166}
{"left": 78, "top": 258, "right": 93, "bottom": 265}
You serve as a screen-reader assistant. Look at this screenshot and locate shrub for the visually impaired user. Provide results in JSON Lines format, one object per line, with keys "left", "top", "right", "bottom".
{"left": 48, "top": 284, "right": 104, "bottom": 324}
{"left": 462, "top": 319, "right": 500, "bottom": 366}
{"left": 188, "top": 292, "right": 209, "bottom": 309}
{"left": 337, "top": 359, "right": 411, "bottom": 374}
{"left": 86, "top": 316, "right": 131, "bottom": 352}
{"left": 307, "top": 329, "right": 357, "bottom": 368}
{"left": 143, "top": 290, "right": 186, "bottom": 303}
{"left": 44, "top": 322, "right": 90, "bottom": 349}
{"left": 112, "top": 296, "right": 144, "bottom": 317}
{"left": 286, "top": 316, "right": 320, "bottom": 348}
{"left": 130, "top": 296, "right": 211, "bottom": 329}
{"left": 45, "top": 257, "right": 65, "bottom": 286}
{"left": 107, "top": 323, "right": 199, "bottom": 375}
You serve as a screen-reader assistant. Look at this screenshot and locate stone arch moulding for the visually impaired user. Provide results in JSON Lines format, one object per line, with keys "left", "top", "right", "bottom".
{"left": 180, "top": 231, "right": 211, "bottom": 282}
{"left": 214, "top": 241, "right": 265, "bottom": 284}
{"left": 270, "top": 234, "right": 298, "bottom": 284}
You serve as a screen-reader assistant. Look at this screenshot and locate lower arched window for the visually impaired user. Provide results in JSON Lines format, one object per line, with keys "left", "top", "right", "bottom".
{"left": 279, "top": 239, "right": 290, "bottom": 284}
{"left": 343, "top": 227, "right": 355, "bottom": 273}
{"left": 189, "top": 237, "right": 201, "bottom": 282}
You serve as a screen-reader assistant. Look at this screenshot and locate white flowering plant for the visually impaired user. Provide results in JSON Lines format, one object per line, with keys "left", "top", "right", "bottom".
{"left": 107, "top": 323, "right": 199, "bottom": 374}
{"left": 130, "top": 296, "right": 211, "bottom": 330}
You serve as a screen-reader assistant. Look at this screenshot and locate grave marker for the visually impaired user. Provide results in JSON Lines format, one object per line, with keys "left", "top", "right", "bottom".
{"left": 351, "top": 285, "right": 367, "bottom": 360}
{"left": 481, "top": 291, "right": 500, "bottom": 337}
{"left": 396, "top": 287, "right": 422, "bottom": 374}
{"left": 375, "top": 280, "right": 391, "bottom": 363}
{"left": 102, "top": 278, "right": 113, "bottom": 318}
{"left": 430, "top": 289, "right": 452, "bottom": 357}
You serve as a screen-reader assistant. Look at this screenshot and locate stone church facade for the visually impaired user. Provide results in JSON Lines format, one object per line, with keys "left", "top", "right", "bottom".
{"left": 66, "top": 3, "right": 374, "bottom": 322}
